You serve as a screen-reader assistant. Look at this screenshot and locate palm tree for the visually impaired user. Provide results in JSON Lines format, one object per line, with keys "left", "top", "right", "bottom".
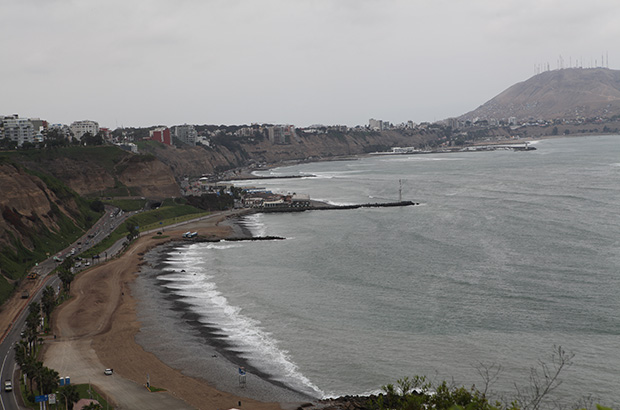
{"left": 58, "top": 268, "right": 75, "bottom": 293}
{"left": 25, "top": 302, "right": 41, "bottom": 353}
{"left": 61, "top": 384, "right": 80, "bottom": 410}
{"left": 42, "top": 286, "right": 56, "bottom": 324}
{"left": 39, "top": 366, "right": 59, "bottom": 394}
{"left": 14, "top": 342, "right": 38, "bottom": 394}
{"left": 32, "top": 361, "right": 44, "bottom": 394}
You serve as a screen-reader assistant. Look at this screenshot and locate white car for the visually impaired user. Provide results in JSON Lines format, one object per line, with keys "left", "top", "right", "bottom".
{"left": 104, "top": 369, "right": 113, "bottom": 376}
{"left": 4, "top": 380, "right": 12, "bottom": 392}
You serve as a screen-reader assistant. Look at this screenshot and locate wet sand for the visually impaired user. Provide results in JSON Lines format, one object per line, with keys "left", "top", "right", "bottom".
{"left": 45, "top": 210, "right": 314, "bottom": 410}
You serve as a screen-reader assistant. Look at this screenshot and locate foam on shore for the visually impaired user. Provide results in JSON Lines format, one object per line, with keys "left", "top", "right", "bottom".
{"left": 132, "top": 240, "right": 316, "bottom": 404}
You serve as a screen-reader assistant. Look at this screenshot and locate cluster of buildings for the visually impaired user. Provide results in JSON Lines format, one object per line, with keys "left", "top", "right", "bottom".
{"left": 368, "top": 118, "right": 417, "bottom": 131}
{"left": 148, "top": 124, "right": 300, "bottom": 146}
{"left": 242, "top": 190, "right": 311, "bottom": 210}
{"left": 0, "top": 114, "right": 106, "bottom": 147}
{"left": 179, "top": 178, "right": 311, "bottom": 210}
{"left": 148, "top": 125, "right": 199, "bottom": 146}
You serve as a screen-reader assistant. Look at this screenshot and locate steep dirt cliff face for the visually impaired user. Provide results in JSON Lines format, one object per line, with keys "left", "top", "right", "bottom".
{"left": 116, "top": 156, "right": 181, "bottom": 199}
{"left": 137, "top": 144, "right": 240, "bottom": 179}
{"left": 0, "top": 164, "right": 71, "bottom": 248}
{"left": 142, "top": 131, "right": 434, "bottom": 179}
{"left": 23, "top": 156, "right": 116, "bottom": 197}
{"left": 12, "top": 147, "right": 181, "bottom": 199}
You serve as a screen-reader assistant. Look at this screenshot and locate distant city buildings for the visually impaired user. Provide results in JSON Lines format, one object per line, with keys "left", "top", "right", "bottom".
{"left": 172, "top": 124, "right": 197, "bottom": 146}
{"left": 70, "top": 120, "right": 100, "bottom": 141}
{"left": 369, "top": 118, "right": 383, "bottom": 131}
{"left": 267, "top": 125, "right": 296, "bottom": 144}
{"left": 48, "top": 123, "right": 72, "bottom": 138}
{"left": 445, "top": 118, "right": 459, "bottom": 129}
{"left": 1, "top": 115, "right": 36, "bottom": 146}
{"left": 118, "top": 142, "right": 138, "bottom": 153}
{"left": 149, "top": 127, "right": 171, "bottom": 145}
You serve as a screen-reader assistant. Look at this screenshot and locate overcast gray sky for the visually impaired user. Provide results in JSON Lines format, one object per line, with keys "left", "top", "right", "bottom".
{"left": 2, "top": 0, "right": 619, "bottom": 129}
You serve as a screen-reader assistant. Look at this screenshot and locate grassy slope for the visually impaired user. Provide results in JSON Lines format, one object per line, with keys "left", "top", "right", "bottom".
{"left": 0, "top": 150, "right": 119, "bottom": 304}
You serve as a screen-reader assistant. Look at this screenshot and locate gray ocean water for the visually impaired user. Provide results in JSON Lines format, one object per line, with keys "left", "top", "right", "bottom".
{"left": 136, "top": 135, "right": 620, "bottom": 407}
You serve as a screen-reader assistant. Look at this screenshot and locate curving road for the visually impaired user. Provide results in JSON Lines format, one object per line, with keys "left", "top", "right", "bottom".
{"left": 0, "top": 208, "right": 248, "bottom": 410}
{"left": 0, "top": 206, "right": 136, "bottom": 410}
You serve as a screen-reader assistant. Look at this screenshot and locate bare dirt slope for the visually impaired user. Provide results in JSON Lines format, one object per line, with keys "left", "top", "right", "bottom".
{"left": 461, "top": 67, "right": 620, "bottom": 121}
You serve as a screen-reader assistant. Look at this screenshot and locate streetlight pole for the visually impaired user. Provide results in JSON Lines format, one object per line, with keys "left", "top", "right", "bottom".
{"left": 55, "top": 390, "right": 67, "bottom": 410}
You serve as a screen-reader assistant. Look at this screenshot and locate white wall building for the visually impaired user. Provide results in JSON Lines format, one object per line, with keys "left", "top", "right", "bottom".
{"left": 2, "top": 117, "right": 35, "bottom": 146}
{"left": 172, "top": 124, "right": 197, "bottom": 146}
{"left": 70, "top": 120, "right": 99, "bottom": 141}
{"left": 267, "top": 125, "right": 296, "bottom": 144}
{"left": 369, "top": 118, "right": 383, "bottom": 131}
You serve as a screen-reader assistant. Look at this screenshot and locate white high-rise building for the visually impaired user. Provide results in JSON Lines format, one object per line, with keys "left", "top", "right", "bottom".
{"left": 2, "top": 117, "right": 34, "bottom": 146}
{"left": 369, "top": 118, "right": 383, "bottom": 131}
{"left": 70, "top": 120, "right": 99, "bottom": 141}
{"left": 172, "top": 124, "right": 197, "bottom": 146}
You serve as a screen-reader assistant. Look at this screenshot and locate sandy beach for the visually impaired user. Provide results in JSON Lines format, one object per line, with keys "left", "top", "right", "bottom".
{"left": 43, "top": 210, "right": 312, "bottom": 410}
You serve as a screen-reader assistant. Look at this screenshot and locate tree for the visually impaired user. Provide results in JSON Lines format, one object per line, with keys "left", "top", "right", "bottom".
{"left": 38, "top": 366, "right": 59, "bottom": 394}
{"left": 0, "top": 137, "right": 17, "bottom": 150}
{"left": 41, "top": 286, "right": 56, "bottom": 324}
{"left": 82, "top": 402, "right": 103, "bottom": 410}
{"left": 44, "top": 128, "right": 70, "bottom": 147}
{"left": 23, "top": 357, "right": 40, "bottom": 394}
{"left": 14, "top": 342, "right": 37, "bottom": 394}
{"left": 90, "top": 200, "right": 105, "bottom": 213}
{"left": 25, "top": 302, "right": 41, "bottom": 352}
{"left": 58, "top": 268, "right": 75, "bottom": 293}
{"left": 372, "top": 346, "right": 577, "bottom": 410}
{"left": 125, "top": 222, "right": 139, "bottom": 241}
{"left": 61, "top": 384, "right": 80, "bottom": 410}
{"left": 82, "top": 132, "right": 104, "bottom": 146}
{"left": 513, "top": 345, "right": 574, "bottom": 410}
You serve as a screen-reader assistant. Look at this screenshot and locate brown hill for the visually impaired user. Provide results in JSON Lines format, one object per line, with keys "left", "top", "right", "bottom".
{"left": 460, "top": 68, "right": 620, "bottom": 121}
{"left": 8, "top": 147, "right": 180, "bottom": 199}
{"left": 140, "top": 129, "right": 436, "bottom": 180}
{"left": 0, "top": 163, "right": 81, "bottom": 250}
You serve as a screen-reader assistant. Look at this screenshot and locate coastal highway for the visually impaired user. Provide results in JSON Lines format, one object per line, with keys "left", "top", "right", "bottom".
{"left": 1, "top": 312, "right": 22, "bottom": 410}
{"left": 0, "top": 208, "right": 246, "bottom": 409}
{"left": 0, "top": 206, "right": 136, "bottom": 410}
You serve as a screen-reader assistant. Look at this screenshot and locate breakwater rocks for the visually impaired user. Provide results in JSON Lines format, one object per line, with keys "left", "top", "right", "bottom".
{"left": 299, "top": 395, "right": 377, "bottom": 410}
{"left": 186, "top": 235, "right": 286, "bottom": 242}
{"left": 260, "top": 200, "right": 420, "bottom": 213}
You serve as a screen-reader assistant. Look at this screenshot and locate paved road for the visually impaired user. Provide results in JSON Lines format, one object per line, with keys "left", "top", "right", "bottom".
{"left": 45, "top": 341, "right": 194, "bottom": 410}
{"left": 0, "top": 208, "right": 251, "bottom": 410}
{"left": 0, "top": 206, "right": 135, "bottom": 410}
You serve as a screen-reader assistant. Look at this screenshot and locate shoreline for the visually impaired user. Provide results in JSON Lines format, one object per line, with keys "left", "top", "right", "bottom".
{"left": 134, "top": 240, "right": 317, "bottom": 402}
{"left": 44, "top": 210, "right": 314, "bottom": 410}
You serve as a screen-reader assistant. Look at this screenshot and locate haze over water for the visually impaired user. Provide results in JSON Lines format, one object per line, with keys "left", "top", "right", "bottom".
{"left": 137, "top": 135, "right": 620, "bottom": 407}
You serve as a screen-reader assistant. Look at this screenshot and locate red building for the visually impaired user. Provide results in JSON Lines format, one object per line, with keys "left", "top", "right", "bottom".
{"left": 149, "top": 127, "right": 171, "bottom": 145}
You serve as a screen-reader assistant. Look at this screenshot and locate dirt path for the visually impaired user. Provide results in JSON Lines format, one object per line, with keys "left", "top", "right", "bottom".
{"left": 44, "top": 211, "right": 291, "bottom": 410}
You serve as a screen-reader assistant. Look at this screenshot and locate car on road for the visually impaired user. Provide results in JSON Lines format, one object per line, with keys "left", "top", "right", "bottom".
{"left": 104, "top": 369, "right": 113, "bottom": 375}
{"left": 4, "top": 379, "right": 12, "bottom": 392}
